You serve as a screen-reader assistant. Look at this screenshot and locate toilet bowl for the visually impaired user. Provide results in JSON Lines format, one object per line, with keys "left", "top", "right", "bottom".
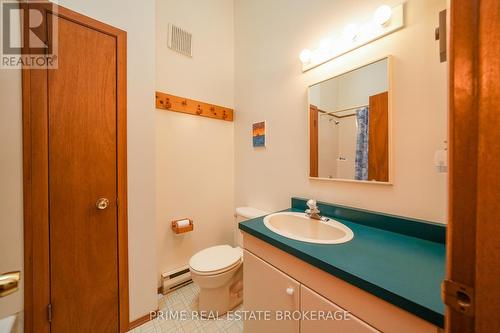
{"left": 189, "top": 207, "right": 268, "bottom": 316}
{"left": 190, "top": 245, "right": 243, "bottom": 315}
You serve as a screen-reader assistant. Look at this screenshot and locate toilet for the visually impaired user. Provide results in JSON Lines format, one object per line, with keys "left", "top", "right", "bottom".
{"left": 189, "top": 207, "right": 268, "bottom": 315}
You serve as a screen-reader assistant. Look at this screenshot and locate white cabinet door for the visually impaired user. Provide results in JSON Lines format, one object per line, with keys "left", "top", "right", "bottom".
{"left": 301, "top": 285, "right": 381, "bottom": 333}
{"left": 243, "top": 250, "right": 300, "bottom": 333}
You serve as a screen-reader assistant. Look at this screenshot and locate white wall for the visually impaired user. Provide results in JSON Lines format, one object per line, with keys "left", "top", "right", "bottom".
{"left": 155, "top": 0, "right": 235, "bottom": 284}
{"left": 311, "top": 59, "right": 387, "bottom": 112}
{"left": 234, "top": 0, "right": 448, "bottom": 223}
{"left": 337, "top": 117, "right": 358, "bottom": 179}
{"left": 0, "top": 54, "right": 23, "bottom": 320}
{"left": 318, "top": 116, "right": 338, "bottom": 178}
{"left": 0, "top": 0, "right": 158, "bottom": 321}
{"left": 336, "top": 58, "right": 388, "bottom": 110}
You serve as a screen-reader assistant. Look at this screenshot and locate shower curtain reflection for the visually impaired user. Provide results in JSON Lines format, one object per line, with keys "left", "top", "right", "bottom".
{"left": 355, "top": 107, "right": 370, "bottom": 180}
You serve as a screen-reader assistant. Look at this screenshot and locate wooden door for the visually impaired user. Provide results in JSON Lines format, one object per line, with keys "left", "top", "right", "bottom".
{"left": 368, "top": 92, "right": 388, "bottom": 182}
{"left": 300, "top": 285, "right": 381, "bottom": 333}
{"left": 243, "top": 250, "right": 300, "bottom": 333}
{"left": 48, "top": 14, "right": 119, "bottom": 333}
{"left": 22, "top": 3, "right": 128, "bottom": 333}
{"left": 309, "top": 105, "right": 319, "bottom": 177}
{"left": 446, "top": 0, "right": 500, "bottom": 332}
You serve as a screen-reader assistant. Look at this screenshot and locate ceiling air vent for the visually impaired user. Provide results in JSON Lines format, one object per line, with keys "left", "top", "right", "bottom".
{"left": 168, "top": 23, "right": 192, "bottom": 57}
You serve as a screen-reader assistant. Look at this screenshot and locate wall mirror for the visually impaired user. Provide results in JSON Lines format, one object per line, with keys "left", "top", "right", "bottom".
{"left": 309, "top": 57, "right": 391, "bottom": 183}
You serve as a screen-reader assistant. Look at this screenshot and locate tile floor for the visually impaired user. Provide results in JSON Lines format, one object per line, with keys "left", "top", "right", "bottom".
{"left": 128, "top": 282, "right": 243, "bottom": 333}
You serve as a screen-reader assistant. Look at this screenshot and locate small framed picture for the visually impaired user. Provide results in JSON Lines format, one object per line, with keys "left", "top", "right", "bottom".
{"left": 252, "top": 121, "right": 266, "bottom": 148}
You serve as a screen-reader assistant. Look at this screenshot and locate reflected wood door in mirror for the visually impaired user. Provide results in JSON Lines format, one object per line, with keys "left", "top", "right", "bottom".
{"left": 368, "top": 92, "right": 389, "bottom": 182}
{"left": 310, "top": 105, "right": 319, "bottom": 177}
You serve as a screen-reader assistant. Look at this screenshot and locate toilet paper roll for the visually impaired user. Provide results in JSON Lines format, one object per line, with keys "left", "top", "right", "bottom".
{"left": 176, "top": 219, "right": 190, "bottom": 228}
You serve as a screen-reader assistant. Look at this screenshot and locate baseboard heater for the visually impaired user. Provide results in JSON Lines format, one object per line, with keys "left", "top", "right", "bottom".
{"left": 161, "top": 265, "right": 192, "bottom": 294}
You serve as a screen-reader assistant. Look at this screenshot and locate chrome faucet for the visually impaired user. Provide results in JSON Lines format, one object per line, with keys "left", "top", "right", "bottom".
{"left": 305, "top": 199, "right": 330, "bottom": 222}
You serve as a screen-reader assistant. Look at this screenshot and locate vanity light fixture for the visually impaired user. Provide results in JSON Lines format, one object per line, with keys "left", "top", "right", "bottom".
{"left": 342, "top": 24, "right": 360, "bottom": 42}
{"left": 318, "top": 37, "right": 333, "bottom": 51}
{"left": 373, "top": 5, "right": 393, "bottom": 26}
{"left": 299, "top": 49, "right": 313, "bottom": 64}
{"left": 299, "top": 3, "right": 404, "bottom": 72}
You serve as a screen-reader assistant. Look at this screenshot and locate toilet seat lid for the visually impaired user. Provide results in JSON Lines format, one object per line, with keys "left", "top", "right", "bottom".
{"left": 189, "top": 245, "right": 242, "bottom": 273}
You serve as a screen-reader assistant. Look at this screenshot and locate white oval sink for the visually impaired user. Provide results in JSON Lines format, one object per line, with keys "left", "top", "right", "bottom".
{"left": 263, "top": 212, "right": 353, "bottom": 244}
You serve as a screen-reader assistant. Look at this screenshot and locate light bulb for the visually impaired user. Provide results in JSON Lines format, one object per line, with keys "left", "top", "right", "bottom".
{"left": 342, "top": 24, "right": 359, "bottom": 41}
{"left": 299, "top": 49, "right": 312, "bottom": 64}
{"left": 373, "top": 5, "right": 392, "bottom": 26}
{"left": 319, "top": 37, "right": 332, "bottom": 50}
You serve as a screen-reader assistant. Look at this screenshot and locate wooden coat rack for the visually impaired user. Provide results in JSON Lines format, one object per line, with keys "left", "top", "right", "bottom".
{"left": 156, "top": 91, "right": 234, "bottom": 121}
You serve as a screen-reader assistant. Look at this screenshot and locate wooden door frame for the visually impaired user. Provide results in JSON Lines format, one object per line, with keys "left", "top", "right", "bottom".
{"left": 309, "top": 104, "right": 319, "bottom": 177}
{"left": 21, "top": 3, "right": 129, "bottom": 332}
{"left": 447, "top": 0, "right": 500, "bottom": 332}
{"left": 446, "top": 1, "right": 477, "bottom": 331}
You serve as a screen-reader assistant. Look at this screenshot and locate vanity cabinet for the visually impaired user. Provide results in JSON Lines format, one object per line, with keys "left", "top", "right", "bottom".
{"left": 244, "top": 249, "right": 379, "bottom": 333}
{"left": 242, "top": 233, "right": 442, "bottom": 333}
{"left": 301, "top": 285, "right": 380, "bottom": 333}
{"left": 243, "top": 248, "right": 300, "bottom": 333}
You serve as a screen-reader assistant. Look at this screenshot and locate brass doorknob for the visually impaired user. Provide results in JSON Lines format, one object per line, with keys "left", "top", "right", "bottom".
{"left": 95, "top": 198, "right": 109, "bottom": 210}
{"left": 0, "top": 271, "right": 20, "bottom": 297}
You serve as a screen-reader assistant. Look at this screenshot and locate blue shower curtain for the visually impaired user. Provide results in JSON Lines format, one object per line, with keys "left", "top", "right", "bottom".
{"left": 355, "top": 107, "right": 369, "bottom": 180}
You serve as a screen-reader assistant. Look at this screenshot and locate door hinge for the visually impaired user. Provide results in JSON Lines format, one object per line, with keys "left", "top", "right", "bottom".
{"left": 442, "top": 279, "right": 474, "bottom": 317}
{"left": 47, "top": 303, "right": 52, "bottom": 322}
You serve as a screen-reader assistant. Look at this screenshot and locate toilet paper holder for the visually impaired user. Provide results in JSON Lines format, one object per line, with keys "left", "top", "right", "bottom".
{"left": 171, "top": 218, "right": 194, "bottom": 234}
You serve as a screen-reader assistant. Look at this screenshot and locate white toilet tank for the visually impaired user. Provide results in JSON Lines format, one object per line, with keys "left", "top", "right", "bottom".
{"left": 234, "top": 207, "right": 268, "bottom": 247}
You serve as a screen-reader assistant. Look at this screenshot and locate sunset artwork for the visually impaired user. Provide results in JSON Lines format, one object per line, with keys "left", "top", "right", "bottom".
{"left": 252, "top": 121, "right": 266, "bottom": 147}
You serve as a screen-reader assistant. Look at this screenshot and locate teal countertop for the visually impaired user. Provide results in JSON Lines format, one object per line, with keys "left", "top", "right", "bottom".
{"left": 239, "top": 202, "right": 446, "bottom": 327}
